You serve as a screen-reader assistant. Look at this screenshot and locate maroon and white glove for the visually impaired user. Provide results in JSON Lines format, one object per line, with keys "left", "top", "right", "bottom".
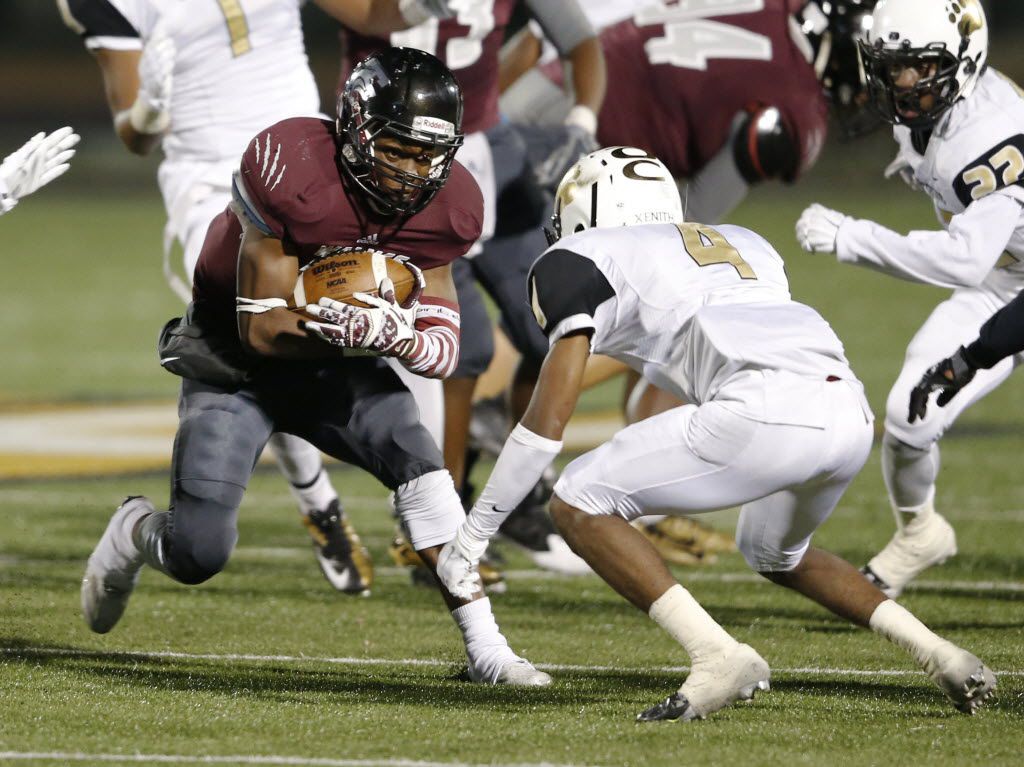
{"left": 304, "top": 265, "right": 425, "bottom": 353}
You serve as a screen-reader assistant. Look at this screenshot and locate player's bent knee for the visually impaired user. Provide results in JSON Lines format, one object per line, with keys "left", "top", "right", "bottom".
{"left": 736, "top": 527, "right": 806, "bottom": 574}
{"left": 164, "top": 478, "right": 243, "bottom": 584}
{"left": 395, "top": 469, "right": 464, "bottom": 550}
{"left": 549, "top": 494, "right": 583, "bottom": 535}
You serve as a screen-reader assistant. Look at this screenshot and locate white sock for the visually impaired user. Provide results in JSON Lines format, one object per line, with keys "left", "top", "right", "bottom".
{"left": 897, "top": 489, "right": 936, "bottom": 530}
{"left": 289, "top": 469, "right": 338, "bottom": 516}
{"left": 649, "top": 584, "right": 737, "bottom": 665}
{"left": 452, "top": 597, "right": 514, "bottom": 682}
{"left": 869, "top": 599, "right": 945, "bottom": 667}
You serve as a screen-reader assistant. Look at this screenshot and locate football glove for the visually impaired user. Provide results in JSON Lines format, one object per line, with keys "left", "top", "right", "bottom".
{"left": 305, "top": 266, "right": 424, "bottom": 354}
{"left": 0, "top": 127, "right": 80, "bottom": 215}
{"left": 437, "top": 523, "right": 490, "bottom": 601}
{"left": 796, "top": 203, "right": 848, "bottom": 254}
{"left": 530, "top": 123, "right": 600, "bottom": 191}
{"left": 130, "top": 26, "right": 176, "bottom": 134}
{"left": 883, "top": 154, "right": 922, "bottom": 192}
{"left": 907, "top": 347, "right": 978, "bottom": 424}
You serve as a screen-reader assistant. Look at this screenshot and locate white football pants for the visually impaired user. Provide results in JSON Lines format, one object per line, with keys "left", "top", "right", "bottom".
{"left": 554, "top": 371, "right": 874, "bottom": 572}
{"left": 882, "top": 286, "right": 1022, "bottom": 510}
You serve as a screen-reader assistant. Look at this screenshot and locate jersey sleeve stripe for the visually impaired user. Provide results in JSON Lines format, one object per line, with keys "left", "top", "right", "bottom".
{"left": 547, "top": 313, "right": 597, "bottom": 346}
{"left": 58, "top": 0, "right": 140, "bottom": 41}
{"left": 84, "top": 36, "right": 143, "bottom": 51}
{"left": 231, "top": 172, "right": 274, "bottom": 237}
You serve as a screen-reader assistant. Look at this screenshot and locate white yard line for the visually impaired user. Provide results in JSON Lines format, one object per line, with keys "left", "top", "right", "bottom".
{"left": 2, "top": 645, "right": 1021, "bottom": 678}
{"left": 0, "top": 754, "right": 594, "bottom": 767}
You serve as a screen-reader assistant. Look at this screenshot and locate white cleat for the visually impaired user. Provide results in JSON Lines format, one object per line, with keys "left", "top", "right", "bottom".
{"left": 862, "top": 512, "right": 957, "bottom": 598}
{"left": 81, "top": 496, "right": 151, "bottom": 634}
{"left": 923, "top": 641, "right": 997, "bottom": 715}
{"left": 468, "top": 656, "right": 553, "bottom": 687}
{"left": 637, "top": 643, "right": 770, "bottom": 722}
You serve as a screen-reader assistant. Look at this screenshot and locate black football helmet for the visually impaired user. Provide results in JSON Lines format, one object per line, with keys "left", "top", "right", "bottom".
{"left": 797, "top": 1, "right": 881, "bottom": 139}
{"left": 337, "top": 47, "right": 465, "bottom": 217}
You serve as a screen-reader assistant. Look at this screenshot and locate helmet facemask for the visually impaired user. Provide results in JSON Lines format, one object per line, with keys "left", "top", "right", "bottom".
{"left": 340, "top": 105, "right": 463, "bottom": 217}
{"left": 337, "top": 48, "right": 465, "bottom": 218}
{"left": 859, "top": 41, "right": 964, "bottom": 129}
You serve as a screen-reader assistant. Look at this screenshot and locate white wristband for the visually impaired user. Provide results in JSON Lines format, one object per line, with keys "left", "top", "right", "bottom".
{"left": 128, "top": 96, "right": 170, "bottom": 135}
{"left": 564, "top": 104, "right": 597, "bottom": 136}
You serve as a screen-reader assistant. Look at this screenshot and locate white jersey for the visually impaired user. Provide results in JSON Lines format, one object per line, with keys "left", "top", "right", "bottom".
{"left": 60, "top": 0, "right": 320, "bottom": 163}
{"left": 529, "top": 223, "right": 858, "bottom": 414}
{"left": 837, "top": 68, "right": 1024, "bottom": 302}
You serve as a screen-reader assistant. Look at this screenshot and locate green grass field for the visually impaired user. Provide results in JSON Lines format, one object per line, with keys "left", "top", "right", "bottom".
{"left": 2, "top": 153, "right": 1024, "bottom": 766}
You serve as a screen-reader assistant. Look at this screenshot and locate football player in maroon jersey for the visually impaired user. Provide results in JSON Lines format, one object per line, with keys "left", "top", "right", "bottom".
{"left": 79, "top": 48, "right": 552, "bottom": 686}
{"left": 339, "top": 0, "right": 606, "bottom": 575}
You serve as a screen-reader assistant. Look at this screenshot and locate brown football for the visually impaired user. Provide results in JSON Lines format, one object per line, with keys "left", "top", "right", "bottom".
{"left": 290, "top": 248, "right": 417, "bottom": 318}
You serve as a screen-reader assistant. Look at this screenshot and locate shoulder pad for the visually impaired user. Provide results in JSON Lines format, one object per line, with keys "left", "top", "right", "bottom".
{"left": 732, "top": 107, "right": 800, "bottom": 184}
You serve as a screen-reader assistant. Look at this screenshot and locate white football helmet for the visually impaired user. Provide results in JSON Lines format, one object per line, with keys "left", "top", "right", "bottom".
{"left": 545, "top": 146, "right": 683, "bottom": 245}
{"left": 859, "top": 0, "right": 987, "bottom": 128}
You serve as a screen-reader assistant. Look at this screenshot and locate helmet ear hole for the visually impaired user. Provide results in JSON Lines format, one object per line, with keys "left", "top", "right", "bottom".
{"left": 573, "top": 223, "right": 585, "bottom": 234}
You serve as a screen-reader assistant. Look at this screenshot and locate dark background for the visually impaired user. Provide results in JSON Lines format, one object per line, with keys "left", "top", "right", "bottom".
{"left": 0, "top": 1, "right": 1019, "bottom": 192}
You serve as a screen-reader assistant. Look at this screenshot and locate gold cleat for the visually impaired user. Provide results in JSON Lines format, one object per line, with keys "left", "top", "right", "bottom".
{"left": 388, "top": 533, "right": 506, "bottom": 593}
{"left": 635, "top": 516, "right": 734, "bottom": 567}
{"left": 302, "top": 501, "right": 373, "bottom": 596}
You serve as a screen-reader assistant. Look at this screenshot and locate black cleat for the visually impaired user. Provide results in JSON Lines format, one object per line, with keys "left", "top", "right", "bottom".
{"left": 302, "top": 500, "right": 373, "bottom": 596}
{"left": 637, "top": 692, "right": 695, "bottom": 722}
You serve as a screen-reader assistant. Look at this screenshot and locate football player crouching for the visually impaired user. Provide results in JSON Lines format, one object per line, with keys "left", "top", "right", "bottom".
{"left": 80, "top": 48, "right": 549, "bottom": 687}
{"left": 796, "top": 0, "right": 1024, "bottom": 597}
{"left": 438, "top": 146, "right": 996, "bottom": 719}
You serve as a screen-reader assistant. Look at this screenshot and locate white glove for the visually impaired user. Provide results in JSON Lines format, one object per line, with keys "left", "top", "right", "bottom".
{"left": 398, "top": 0, "right": 455, "bottom": 25}
{"left": 437, "top": 524, "right": 490, "bottom": 600}
{"left": 883, "top": 155, "right": 922, "bottom": 192}
{"left": 130, "top": 26, "right": 176, "bottom": 134}
{"left": 0, "top": 127, "right": 80, "bottom": 215}
{"left": 795, "top": 203, "right": 848, "bottom": 254}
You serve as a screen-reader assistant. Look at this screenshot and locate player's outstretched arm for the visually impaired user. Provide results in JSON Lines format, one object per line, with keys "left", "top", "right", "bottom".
{"left": 797, "top": 194, "right": 1023, "bottom": 288}
{"left": 437, "top": 333, "right": 590, "bottom": 599}
{"left": 314, "top": 0, "right": 454, "bottom": 34}
{"left": 0, "top": 127, "right": 79, "bottom": 216}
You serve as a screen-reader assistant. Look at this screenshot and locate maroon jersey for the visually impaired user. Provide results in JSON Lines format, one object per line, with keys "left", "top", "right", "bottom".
{"left": 552, "top": 0, "right": 826, "bottom": 180}
{"left": 193, "top": 117, "right": 482, "bottom": 327}
{"left": 340, "top": 0, "right": 516, "bottom": 135}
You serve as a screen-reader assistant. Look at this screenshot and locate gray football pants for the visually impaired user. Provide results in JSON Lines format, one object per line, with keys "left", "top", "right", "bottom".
{"left": 160, "top": 359, "right": 443, "bottom": 584}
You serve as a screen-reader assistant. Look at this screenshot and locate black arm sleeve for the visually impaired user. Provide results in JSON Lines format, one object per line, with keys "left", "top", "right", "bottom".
{"left": 59, "top": 0, "right": 139, "bottom": 39}
{"left": 527, "top": 248, "right": 615, "bottom": 339}
{"left": 964, "top": 290, "right": 1024, "bottom": 369}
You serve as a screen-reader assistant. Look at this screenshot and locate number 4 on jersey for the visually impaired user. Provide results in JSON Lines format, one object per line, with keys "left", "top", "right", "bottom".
{"left": 638, "top": 0, "right": 772, "bottom": 71}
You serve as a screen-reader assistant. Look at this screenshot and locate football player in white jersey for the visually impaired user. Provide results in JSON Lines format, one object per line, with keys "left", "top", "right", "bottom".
{"left": 436, "top": 146, "right": 995, "bottom": 721}
{"left": 0, "top": 128, "right": 80, "bottom": 217}
{"left": 795, "top": 0, "right": 1023, "bottom": 597}
{"left": 58, "top": 0, "right": 459, "bottom": 596}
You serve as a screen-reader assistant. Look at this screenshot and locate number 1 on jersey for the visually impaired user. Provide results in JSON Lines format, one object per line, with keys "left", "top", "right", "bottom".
{"left": 216, "top": 0, "right": 251, "bottom": 57}
{"left": 676, "top": 223, "right": 756, "bottom": 279}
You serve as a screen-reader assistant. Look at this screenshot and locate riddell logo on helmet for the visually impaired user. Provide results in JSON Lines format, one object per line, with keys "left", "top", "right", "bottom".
{"left": 412, "top": 116, "right": 454, "bottom": 137}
